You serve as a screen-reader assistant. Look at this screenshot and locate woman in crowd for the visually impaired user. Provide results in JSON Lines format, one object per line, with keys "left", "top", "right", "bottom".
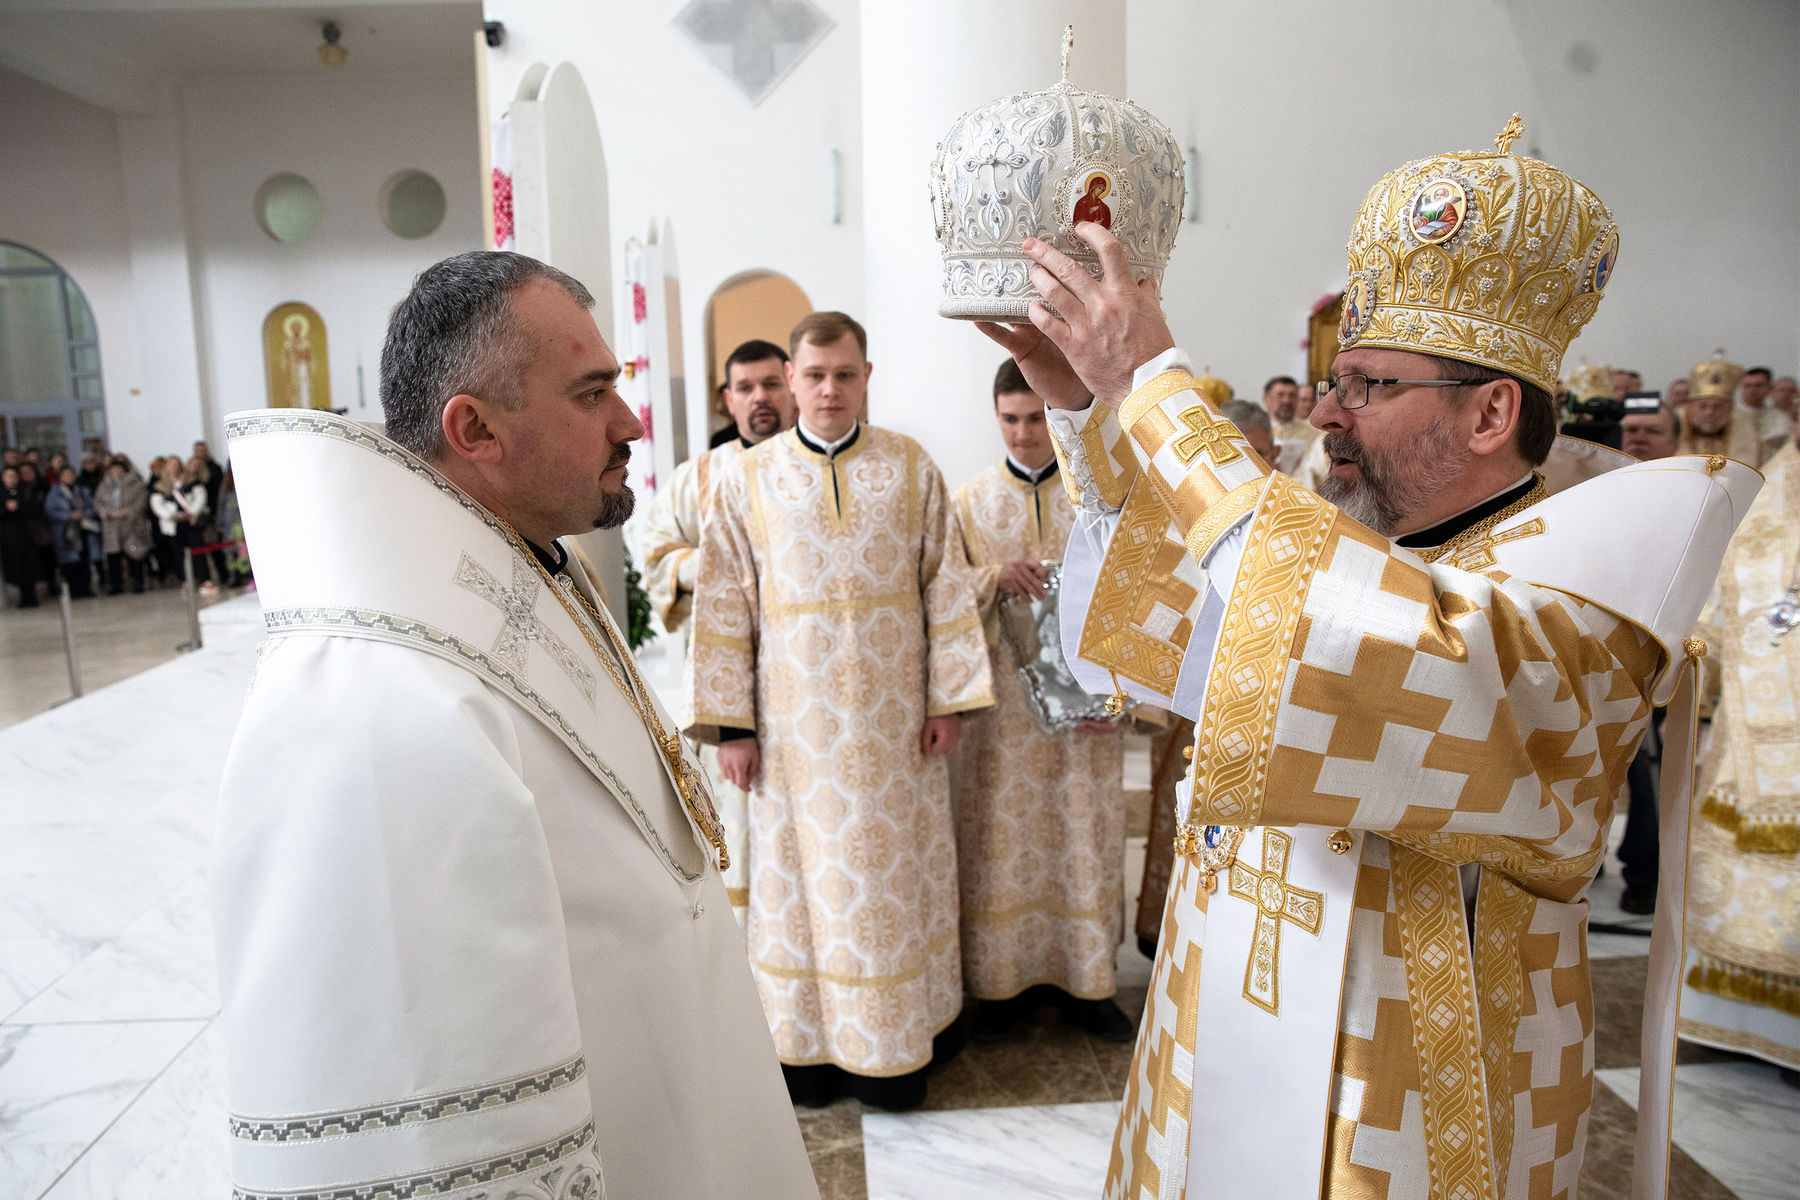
{"left": 148, "top": 456, "right": 210, "bottom": 592}
{"left": 184, "top": 455, "right": 221, "bottom": 594}
{"left": 95, "top": 455, "right": 150, "bottom": 595}
{"left": 43, "top": 465, "right": 99, "bottom": 598}
{"left": 1, "top": 464, "right": 45, "bottom": 608}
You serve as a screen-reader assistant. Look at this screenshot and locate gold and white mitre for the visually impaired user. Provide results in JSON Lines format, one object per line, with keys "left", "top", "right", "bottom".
{"left": 1338, "top": 114, "right": 1618, "bottom": 394}
{"left": 929, "top": 26, "right": 1185, "bottom": 320}
{"left": 1691, "top": 349, "right": 1745, "bottom": 400}
{"left": 1566, "top": 360, "right": 1614, "bottom": 403}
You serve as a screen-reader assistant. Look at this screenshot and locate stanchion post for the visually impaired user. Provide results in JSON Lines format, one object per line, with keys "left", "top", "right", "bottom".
{"left": 176, "top": 548, "right": 203, "bottom": 653}
{"left": 57, "top": 579, "right": 82, "bottom": 699}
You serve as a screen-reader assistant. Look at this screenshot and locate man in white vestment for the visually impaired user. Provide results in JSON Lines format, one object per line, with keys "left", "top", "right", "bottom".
{"left": 953, "top": 357, "right": 1133, "bottom": 1045}
{"left": 1261, "top": 374, "right": 1320, "bottom": 475}
{"left": 687, "top": 311, "right": 993, "bottom": 1111}
{"left": 979, "top": 118, "right": 1757, "bottom": 1199}
{"left": 215, "top": 252, "right": 818, "bottom": 1200}
{"left": 640, "top": 338, "right": 796, "bottom": 920}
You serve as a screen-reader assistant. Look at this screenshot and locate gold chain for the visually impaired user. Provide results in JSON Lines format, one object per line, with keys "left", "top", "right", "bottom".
{"left": 496, "top": 520, "right": 730, "bottom": 871}
{"left": 1415, "top": 473, "right": 1547, "bottom": 565}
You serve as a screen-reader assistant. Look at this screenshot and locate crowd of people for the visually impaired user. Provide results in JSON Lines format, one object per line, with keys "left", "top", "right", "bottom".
{"left": 0, "top": 440, "right": 251, "bottom": 608}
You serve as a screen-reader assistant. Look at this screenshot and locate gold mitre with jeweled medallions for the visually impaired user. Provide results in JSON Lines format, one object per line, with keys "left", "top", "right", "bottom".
{"left": 1337, "top": 115, "right": 1619, "bottom": 394}
{"left": 929, "top": 27, "right": 1186, "bottom": 320}
{"left": 1191, "top": 369, "right": 1232, "bottom": 405}
{"left": 1565, "top": 361, "right": 1614, "bottom": 403}
{"left": 1690, "top": 350, "right": 1743, "bottom": 400}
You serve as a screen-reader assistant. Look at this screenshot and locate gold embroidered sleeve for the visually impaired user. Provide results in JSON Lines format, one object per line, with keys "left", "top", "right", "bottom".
{"left": 921, "top": 457, "right": 994, "bottom": 717}
{"left": 1187, "top": 480, "right": 1664, "bottom": 897}
{"left": 1116, "top": 370, "right": 1273, "bottom": 553}
{"left": 1049, "top": 403, "right": 1140, "bottom": 513}
{"left": 683, "top": 459, "right": 760, "bottom": 742}
{"left": 640, "top": 458, "right": 701, "bottom": 633}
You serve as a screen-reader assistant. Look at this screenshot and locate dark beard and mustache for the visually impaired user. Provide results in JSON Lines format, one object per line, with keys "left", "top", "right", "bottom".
{"left": 1315, "top": 414, "right": 1470, "bottom": 536}
{"left": 746, "top": 405, "right": 782, "bottom": 437}
{"left": 593, "top": 443, "right": 635, "bottom": 530}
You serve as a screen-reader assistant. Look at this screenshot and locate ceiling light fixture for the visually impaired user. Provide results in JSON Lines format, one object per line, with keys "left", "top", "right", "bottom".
{"left": 318, "top": 20, "right": 348, "bottom": 69}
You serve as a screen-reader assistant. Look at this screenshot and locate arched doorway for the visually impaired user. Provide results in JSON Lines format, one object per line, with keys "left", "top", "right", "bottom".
{"left": 0, "top": 241, "right": 106, "bottom": 458}
{"left": 704, "top": 270, "right": 811, "bottom": 443}
{"left": 262, "top": 302, "right": 332, "bottom": 410}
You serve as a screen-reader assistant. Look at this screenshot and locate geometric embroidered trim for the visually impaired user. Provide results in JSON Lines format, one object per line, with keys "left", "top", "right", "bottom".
{"left": 260, "top": 605, "right": 701, "bottom": 883}
{"left": 229, "top": 1055, "right": 586, "bottom": 1142}
{"left": 230, "top": 1119, "right": 598, "bottom": 1200}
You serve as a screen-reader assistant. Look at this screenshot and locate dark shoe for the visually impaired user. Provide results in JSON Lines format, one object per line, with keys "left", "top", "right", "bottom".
{"left": 845, "top": 1067, "right": 928, "bottom": 1112}
{"left": 970, "top": 997, "right": 1022, "bottom": 1045}
{"left": 1619, "top": 884, "right": 1658, "bottom": 916}
{"left": 780, "top": 1063, "right": 841, "bottom": 1108}
{"left": 1079, "top": 997, "right": 1137, "bottom": 1044}
{"left": 931, "top": 1014, "right": 967, "bottom": 1067}
{"left": 1138, "top": 935, "right": 1158, "bottom": 960}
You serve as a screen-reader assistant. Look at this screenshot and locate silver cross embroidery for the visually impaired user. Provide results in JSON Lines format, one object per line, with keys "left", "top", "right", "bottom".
{"left": 455, "top": 553, "right": 596, "bottom": 707}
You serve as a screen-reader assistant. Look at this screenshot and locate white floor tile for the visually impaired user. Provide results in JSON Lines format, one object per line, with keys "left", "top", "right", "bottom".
{"left": 863, "top": 1101, "right": 1119, "bottom": 1200}
{"left": 1596, "top": 1060, "right": 1800, "bottom": 1200}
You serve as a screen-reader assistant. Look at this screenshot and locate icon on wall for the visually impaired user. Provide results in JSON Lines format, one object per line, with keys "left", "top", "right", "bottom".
{"left": 263, "top": 302, "right": 332, "bottom": 410}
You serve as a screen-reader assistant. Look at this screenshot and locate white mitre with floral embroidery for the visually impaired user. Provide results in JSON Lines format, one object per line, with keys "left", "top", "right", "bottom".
{"left": 929, "top": 26, "right": 1186, "bottom": 320}
{"left": 215, "top": 409, "right": 818, "bottom": 1200}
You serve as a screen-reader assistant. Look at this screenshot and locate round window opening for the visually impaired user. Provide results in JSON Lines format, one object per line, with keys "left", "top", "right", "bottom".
{"left": 381, "top": 170, "right": 447, "bottom": 239}
{"left": 255, "top": 173, "right": 324, "bottom": 244}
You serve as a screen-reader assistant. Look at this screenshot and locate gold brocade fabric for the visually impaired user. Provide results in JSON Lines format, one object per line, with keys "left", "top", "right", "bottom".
{"left": 1135, "top": 720, "right": 1195, "bottom": 945}
{"left": 1681, "top": 445, "right": 1800, "bottom": 1064}
{"left": 685, "top": 426, "right": 993, "bottom": 1076}
{"left": 1676, "top": 411, "right": 1784, "bottom": 470}
{"left": 952, "top": 462, "right": 1126, "bottom": 1001}
{"left": 1093, "top": 373, "right": 1663, "bottom": 1200}
{"left": 638, "top": 442, "right": 752, "bottom": 917}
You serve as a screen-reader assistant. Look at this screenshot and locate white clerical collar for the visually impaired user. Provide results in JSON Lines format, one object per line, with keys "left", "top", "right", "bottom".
{"left": 796, "top": 419, "right": 860, "bottom": 456}
{"left": 1006, "top": 454, "right": 1058, "bottom": 484}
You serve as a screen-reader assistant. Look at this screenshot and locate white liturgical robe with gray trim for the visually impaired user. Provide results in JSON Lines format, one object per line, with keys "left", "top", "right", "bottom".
{"left": 214, "top": 409, "right": 818, "bottom": 1200}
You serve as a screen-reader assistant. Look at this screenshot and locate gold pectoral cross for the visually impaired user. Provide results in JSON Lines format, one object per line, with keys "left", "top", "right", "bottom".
{"left": 1170, "top": 405, "right": 1245, "bottom": 469}
{"left": 1442, "top": 516, "right": 1546, "bottom": 572}
{"left": 1227, "top": 829, "right": 1325, "bottom": 1017}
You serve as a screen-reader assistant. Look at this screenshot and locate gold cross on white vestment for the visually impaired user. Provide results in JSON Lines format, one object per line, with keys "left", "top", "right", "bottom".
{"left": 455, "top": 552, "right": 596, "bottom": 706}
{"left": 1227, "top": 829, "right": 1325, "bottom": 1016}
{"left": 1441, "top": 517, "right": 1546, "bottom": 572}
{"left": 1170, "top": 405, "right": 1245, "bottom": 469}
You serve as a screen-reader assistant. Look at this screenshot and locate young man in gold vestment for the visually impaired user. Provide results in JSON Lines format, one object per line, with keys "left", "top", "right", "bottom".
{"left": 686, "top": 311, "right": 993, "bottom": 1110}
{"left": 952, "top": 358, "right": 1134, "bottom": 1044}
{"left": 982, "top": 119, "right": 1755, "bottom": 1200}
{"left": 640, "top": 339, "right": 796, "bottom": 921}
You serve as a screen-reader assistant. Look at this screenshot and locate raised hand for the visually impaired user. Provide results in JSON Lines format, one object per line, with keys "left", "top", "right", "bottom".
{"left": 1018, "top": 223, "right": 1176, "bottom": 409}
{"left": 974, "top": 320, "right": 1091, "bottom": 411}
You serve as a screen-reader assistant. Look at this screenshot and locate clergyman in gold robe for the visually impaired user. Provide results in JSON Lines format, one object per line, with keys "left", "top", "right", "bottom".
{"left": 1678, "top": 353, "right": 1788, "bottom": 468}
{"left": 952, "top": 357, "right": 1133, "bottom": 1044}
{"left": 1683, "top": 441, "right": 1800, "bottom": 1070}
{"left": 639, "top": 338, "right": 796, "bottom": 921}
{"left": 686, "top": 311, "right": 993, "bottom": 1111}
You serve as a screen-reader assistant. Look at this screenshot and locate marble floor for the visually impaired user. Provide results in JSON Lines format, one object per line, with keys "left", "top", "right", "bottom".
{"left": 0, "top": 595, "right": 1795, "bottom": 1199}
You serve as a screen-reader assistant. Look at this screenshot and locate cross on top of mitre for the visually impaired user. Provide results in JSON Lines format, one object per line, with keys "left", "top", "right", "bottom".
{"left": 675, "top": 0, "right": 835, "bottom": 106}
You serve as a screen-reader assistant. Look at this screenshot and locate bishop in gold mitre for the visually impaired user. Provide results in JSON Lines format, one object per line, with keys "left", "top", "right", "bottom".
{"left": 981, "top": 116, "right": 1759, "bottom": 1200}
{"left": 1678, "top": 351, "right": 1789, "bottom": 468}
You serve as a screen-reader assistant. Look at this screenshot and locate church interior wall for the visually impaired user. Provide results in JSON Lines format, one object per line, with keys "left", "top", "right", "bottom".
{"left": 179, "top": 70, "right": 482, "bottom": 447}
{"left": 0, "top": 66, "right": 144, "bottom": 459}
{"left": 480, "top": 0, "right": 867, "bottom": 461}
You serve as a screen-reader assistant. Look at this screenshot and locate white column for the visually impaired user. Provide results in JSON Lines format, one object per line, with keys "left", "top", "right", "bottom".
{"left": 858, "top": 1, "right": 1125, "bottom": 492}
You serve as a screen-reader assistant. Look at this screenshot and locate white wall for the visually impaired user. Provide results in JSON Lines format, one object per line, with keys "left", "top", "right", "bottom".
{"left": 180, "top": 70, "right": 482, "bottom": 441}
{"left": 0, "top": 67, "right": 147, "bottom": 457}
{"left": 479, "top": 0, "right": 867, "bottom": 460}
{"left": 1131, "top": 0, "right": 1800, "bottom": 397}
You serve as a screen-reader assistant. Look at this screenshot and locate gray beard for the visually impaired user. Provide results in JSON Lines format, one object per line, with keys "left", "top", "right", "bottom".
{"left": 594, "top": 486, "right": 635, "bottom": 530}
{"left": 1315, "top": 414, "right": 1470, "bottom": 537}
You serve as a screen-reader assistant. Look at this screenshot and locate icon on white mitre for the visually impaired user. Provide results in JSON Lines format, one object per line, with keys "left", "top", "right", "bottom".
{"left": 928, "top": 26, "right": 1186, "bottom": 321}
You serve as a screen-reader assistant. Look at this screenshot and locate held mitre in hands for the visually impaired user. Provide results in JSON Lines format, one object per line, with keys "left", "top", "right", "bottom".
{"left": 1015, "top": 222, "right": 1177, "bottom": 410}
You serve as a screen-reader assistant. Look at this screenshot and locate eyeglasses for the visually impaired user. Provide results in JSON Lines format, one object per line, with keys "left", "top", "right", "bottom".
{"left": 1314, "top": 375, "right": 1474, "bottom": 411}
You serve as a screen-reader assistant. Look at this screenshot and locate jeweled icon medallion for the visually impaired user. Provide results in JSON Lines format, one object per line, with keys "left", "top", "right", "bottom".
{"left": 1589, "top": 226, "right": 1619, "bottom": 292}
{"left": 1408, "top": 177, "right": 1468, "bottom": 245}
{"left": 1339, "top": 271, "right": 1376, "bottom": 345}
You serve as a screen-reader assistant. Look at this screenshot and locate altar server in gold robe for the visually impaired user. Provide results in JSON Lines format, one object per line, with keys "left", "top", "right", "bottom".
{"left": 1678, "top": 352, "right": 1786, "bottom": 468}
{"left": 1682, "top": 442, "right": 1800, "bottom": 1070}
{"left": 983, "top": 117, "right": 1756, "bottom": 1200}
{"left": 953, "top": 357, "right": 1133, "bottom": 1043}
{"left": 640, "top": 339, "right": 795, "bottom": 919}
{"left": 687, "top": 311, "right": 993, "bottom": 1110}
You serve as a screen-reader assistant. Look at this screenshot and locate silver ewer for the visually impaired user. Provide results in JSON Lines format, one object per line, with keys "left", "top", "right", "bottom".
{"left": 996, "top": 561, "right": 1133, "bottom": 735}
